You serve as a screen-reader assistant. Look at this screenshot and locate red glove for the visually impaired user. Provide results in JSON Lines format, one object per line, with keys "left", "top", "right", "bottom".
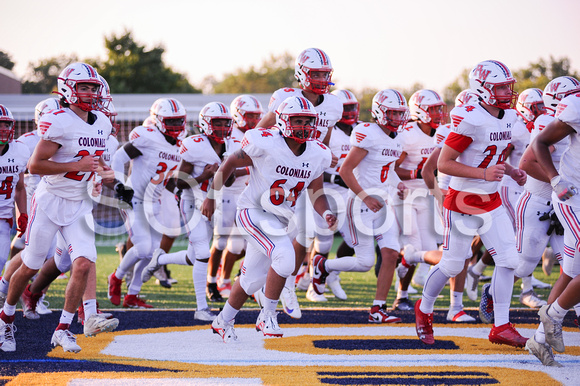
{"left": 17, "top": 213, "right": 28, "bottom": 237}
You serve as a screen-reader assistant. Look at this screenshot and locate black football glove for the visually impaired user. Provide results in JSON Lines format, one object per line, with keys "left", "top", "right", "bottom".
{"left": 175, "top": 189, "right": 183, "bottom": 207}
{"left": 115, "top": 183, "right": 134, "bottom": 209}
{"left": 540, "top": 209, "right": 564, "bottom": 236}
{"left": 332, "top": 174, "right": 349, "bottom": 189}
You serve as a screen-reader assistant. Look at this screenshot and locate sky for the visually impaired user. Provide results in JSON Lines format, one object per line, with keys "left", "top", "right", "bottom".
{"left": 2, "top": 0, "right": 580, "bottom": 96}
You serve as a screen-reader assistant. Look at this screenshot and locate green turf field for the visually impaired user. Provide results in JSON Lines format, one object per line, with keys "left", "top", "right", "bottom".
{"left": 40, "top": 238, "right": 559, "bottom": 311}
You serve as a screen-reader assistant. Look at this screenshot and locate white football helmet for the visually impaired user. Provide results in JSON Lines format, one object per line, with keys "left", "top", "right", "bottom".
{"left": 543, "top": 76, "right": 580, "bottom": 113}
{"left": 295, "top": 48, "right": 334, "bottom": 95}
{"left": 230, "top": 95, "right": 263, "bottom": 131}
{"left": 332, "top": 89, "right": 359, "bottom": 125}
{"left": 454, "top": 89, "right": 480, "bottom": 107}
{"left": 34, "top": 98, "right": 61, "bottom": 125}
{"left": 371, "top": 89, "right": 409, "bottom": 132}
{"left": 468, "top": 60, "right": 517, "bottom": 109}
{"left": 0, "top": 104, "right": 15, "bottom": 145}
{"left": 516, "top": 88, "right": 545, "bottom": 124}
{"left": 149, "top": 98, "right": 187, "bottom": 139}
{"left": 198, "top": 102, "right": 232, "bottom": 144}
{"left": 56, "top": 62, "right": 102, "bottom": 111}
{"left": 275, "top": 96, "right": 318, "bottom": 143}
{"left": 107, "top": 101, "right": 120, "bottom": 136}
{"left": 98, "top": 74, "right": 113, "bottom": 114}
{"left": 409, "top": 89, "right": 447, "bottom": 128}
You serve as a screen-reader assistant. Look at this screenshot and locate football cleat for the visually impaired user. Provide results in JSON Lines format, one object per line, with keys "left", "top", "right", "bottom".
{"left": 0, "top": 319, "right": 16, "bottom": 352}
{"left": 123, "top": 294, "right": 153, "bottom": 309}
{"left": 280, "top": 286, "right": 302, "bottom": 319}
{"left": 295, "top": 264, "right": 310, "bottom": 291}
{"left": 520, "top": 290, "right": 547, "bottom": 308}
{"left": 392, "top": 297, "right": 414, "bottom": 311}
{"left": 488, "top": 323, "right": 528, "bottom": 348}
{"left": 326, "top": 272, "right": 347, "bottom": 300}
{"left": 107, "top": 271, "right": 123, "bottom": 306}
{"left": 206, "top": 283, "right": 224, "bottom": 302}
{"left": 539, "top": 305, "right": 565, "bottom": 353}
{"left": 141, "top": 248, "right": 164, "bottom": 283}
{"left": 530, "top": 276, "right": 551, "bottom": 289}
{"left": 526, "top": 335, "right": 563, "bottom": 367}
{"left": 21, "top": 284, "right": 42, "bottom": 320}
{"left": 194, "top": 307, "right": 217, "bottom": 322}
{"left": 217, "top": 280, "right": 232, "bottom": 298}
{"left": 51, "top": 329, "right": 81, "bottom": 353}
{"left": 403, "top": 244, "right": 420, "bottom": 265}
{"left": 77, "top": 304, "right": 114, "bottom": 325}
{"left": 446, "top": 309, "right": 476, "bottom": 322}
{"left": 0, "top": 291, "right": 6, "bottom": 309}
{"left": 83, "top": 313, "right": 119, "bottom": 337}
{"left": 479, "top": 283, "right": 494, "bottom": 324}
{"left": 414, "top": 299, "right": 434, "bottom": 345}
{"left": 464, "top": 265, "right": 480, "bottom": 302}
{"left": 310, "top": 254, "right": 329, "bottom": 295}
{"left": 255, "top": 309, "right": 284, "bottom": 337}
{"left": 36, "top": 294, "right": 53, "bottom": 315}
{"left": 306, "top": 283, "right": 327, "bottom": 302}
{"left": 368, "top": 304, "right": 401, "bottom": 323}
{"left": 212, "top": 313, "right": 238, "bottom": 343}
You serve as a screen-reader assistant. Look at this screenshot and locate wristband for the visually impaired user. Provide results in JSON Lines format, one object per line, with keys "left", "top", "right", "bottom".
{"left": 330, "top": 175, "right": 336, "bottom": 184}
{"left": 322, "top": 210, "right": 333, "bottom": 219}
{"left": 550, "top": 175, "right": 561, "bottom": 188}
{"left": 410, "top": 169, "right": 417, "bottom": 180}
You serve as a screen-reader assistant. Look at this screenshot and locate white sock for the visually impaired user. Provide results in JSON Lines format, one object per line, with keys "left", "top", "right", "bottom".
{"left": 419, "top": 266, "right": 449, "bottom": 313}
{"left": 449, "top": 291, "right": 463, "bottom": 311}
{"left": 285, "top": 275, "right": 296, "bottom": 289}
{"left": 373, "top": 299, "right": 386, "bottom": 307}
{"left": 472, "top": 259, "right": 488, "bottom": 276}
{"left": 535, "top": 322, "right": 546, "bottom": 344}
{"left": 397, "top": 290, "right": 408, "bottom": 299}
{"left": 491, "top": 267, "right": 515, "bottom": 326}
{"left": 193, "top": 260, "right": 208, "bottom": 310}
{"left": 548, "top": 300, "right": 568, "bottom": 321}
{"left": 59, "top": 310, "right": 75, "bottom": 326}
{"left": 0, "top": 277, "right": 9, "bottom": 294}
{"left": 263, "top": 296, "right": 278, "bottom": 313}
{"left": 158, "top": 249, "right": 188, "bottom": 265}
{"left": 521, "top": 275, "right": 533, "bottom": 293}
{"left": 221, "top": 301, "right": 239, "bottom": 323}
{"left": 83, "top": 299, "right": 97, "bottom": 319}
{"left": 3, "top": 302, "right": 16, "bottom": 316}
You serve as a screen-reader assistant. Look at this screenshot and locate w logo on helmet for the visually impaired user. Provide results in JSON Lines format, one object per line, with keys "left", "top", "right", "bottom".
{"left": 548, "top": 82, "right": 561, "bottom": 93}
{"left": 474, "top": 65, "right": 491, "bottom": 81}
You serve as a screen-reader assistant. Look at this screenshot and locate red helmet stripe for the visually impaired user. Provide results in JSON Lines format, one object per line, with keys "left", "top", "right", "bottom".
{"left": 489, "top": 60, "right": 512, "bottom": 79}
{"left": 169, "top": 99, "right": 179, "bottom": 113}
{"left": 0, "top": 105, "right": 6, "bottom": 116}
{"left": 565, "top": 76, "right": 580, "bottom": 86}
{"left": 314, "top": 49, "right": 329, "bottom": 66}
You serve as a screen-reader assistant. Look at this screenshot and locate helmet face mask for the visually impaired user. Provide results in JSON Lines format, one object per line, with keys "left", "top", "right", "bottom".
{"left": 543, "top": 76, "right": 580, "bottom": 113}
{"left": 56, "top": 63, "right": 102, "bottom": 112}
{"left": 295, "top": 48, "right": 334, "bottom": 95}
{"left": 150, "top": 98, "right": 187, "bottom": 139}
{"left": 371, "top": 89, "right": 409, "bottom": 132}
{"left": 409, "top": 90, "right": 446, "bottom": 128}
{"left": 469, "top": 60, "right": 518, "bottom": 109}
{"left": 230, "top": 95, "right": 264, "bottom": 131}
{"left": 333, "top": 89, "right": 360, "bottom": 125}
{"left": 199, "top": 102, "right": 232, "bottom": 144}
{"left": 276, "top": 96, "right": 318, "bottom": 143}
{"left": 0, "top": 105, "right": 15, "bottom": 145}
{"left": 516, "top": 88, "right": 545, "bottom": 124}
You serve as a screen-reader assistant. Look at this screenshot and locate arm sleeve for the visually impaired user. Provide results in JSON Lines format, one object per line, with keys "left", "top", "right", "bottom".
{"left": 111, "top": 147, "right": 131, "bottom": 182}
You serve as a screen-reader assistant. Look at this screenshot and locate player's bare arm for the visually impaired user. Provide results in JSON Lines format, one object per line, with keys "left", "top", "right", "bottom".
{"left": 308, "top": 175, "right": 337, "bottom": 229}
{"left": 340, "top": 145, "right": 383, "bottom": 212}
{"left": 519, "top": 144, "right": 552, "bottom": 183}
{"left": 438, "top": 144, "right": 505, "bottom": 182}
{"left": 532, "top": 118, "right": 575, "bottom": 181}
{"left": 29, "top": 139, "right": 98, "bottom": 175}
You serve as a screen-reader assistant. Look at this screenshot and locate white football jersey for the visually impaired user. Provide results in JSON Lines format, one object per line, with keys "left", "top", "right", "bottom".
{"left": 434, "top": 123, "right": 451, "bottom": 190}
{"left": 0, "top": 141, "right": 30, "bottom": 218}
{"left": 179, "top": 134, "right": 239, "bottom": 203}
{"left": 398, "top": 121, "right": 437, "bottom": 190}
{"left": 554, "top": 92, "right": 580, "bottom": 206}
{"left": 268, "top": 88, "right": 343, "bottom": 141}
{"left": 501, "top": 116, "right": 530, "bottom": 189}
{"left": 102, "top": 135, "right": 119, "bottom": 167}
{"left": 349, "top": 122, "right": 402, "bottom": 193}
{"left": 16, "top": 130, "right": 41, "bottom": 198}
{"left": 524, "top": 113, "right": 569, "bottom": 199}
{"left": 325, "top": 126, "right": 351, "bottom": 175}
{"left": 446, "top": 103, "right": 517, "bottom": 194}
{"left": 237, "top": 128, "right": 332, "bottom": 223}
{"left": 126, "top": 125, "right": 181, "bottom": 201}
{"left": 37, "top": 108, "right": 112, "bottom": 200}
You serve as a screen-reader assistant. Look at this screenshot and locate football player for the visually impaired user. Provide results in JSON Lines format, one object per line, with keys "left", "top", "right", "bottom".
{"left": 0, "top": 62, "right": 114, "bottom": 353}
{"left": 311, "top": 89, "right": 409, "bottom": 324}
{"left": 203, "top": 96, "right": 335, "bottom": 342}
{"left": 107, "top": 98, "right": 185, "bottom": 309}
{"left": 526, "top": 86, "right": 580, "bottom": 366}
{"left": 255, "top": 48, "right": 342, "bottom": 318}
{"left": 414, "top": 60, "right": 528, "bottom": 348}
